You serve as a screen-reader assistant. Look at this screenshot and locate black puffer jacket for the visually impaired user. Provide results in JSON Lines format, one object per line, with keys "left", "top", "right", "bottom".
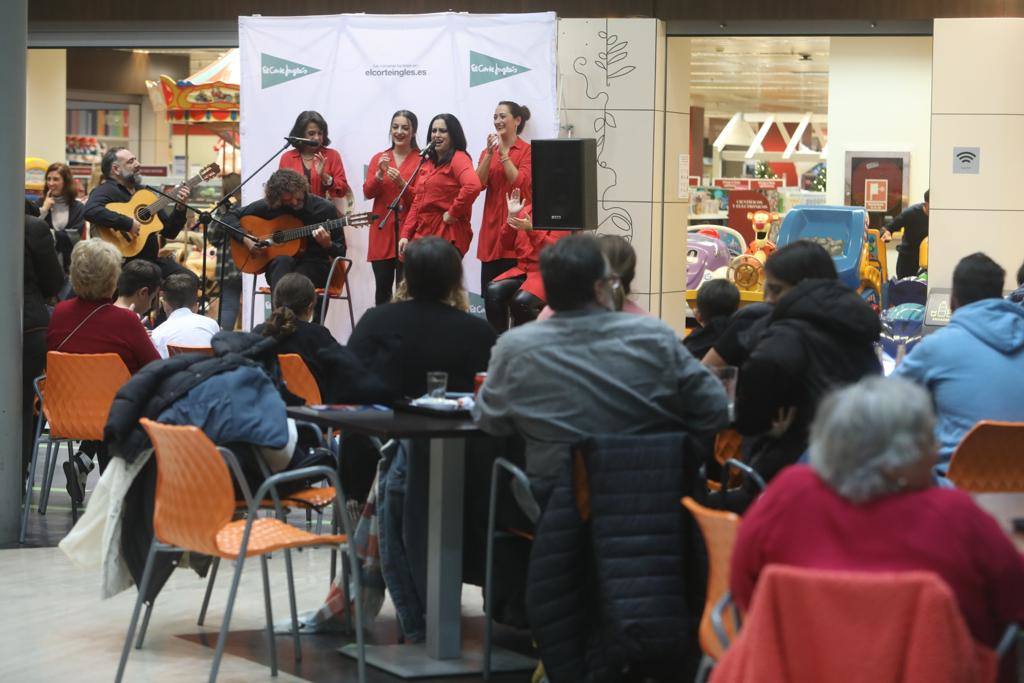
{"left": 526, "top": 433, "right": 706, "bottom": 683}
{"left": 731, "top": 278, "right": 881, "bottom": 508}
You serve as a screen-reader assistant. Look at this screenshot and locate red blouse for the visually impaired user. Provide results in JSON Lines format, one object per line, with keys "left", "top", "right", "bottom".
{"left": 400, "top": 150, "right": 482, "bottom": 256}
{"left": 476, "top": 138, "right": 531, "bottom": 262}
{"left": 493, "top": 204, "right": 568, "bottom": 301}
{"left": 730, "top": 465, "right": 1024, "bottom": 648}
{"left": 46, "top": 298, "right": 160, "bottom": 375}
{"left": 363, "top": 149, "right": 420, "bottom": 262}
{"left": 279, "top": 147, "right": 350, "bottom": 199}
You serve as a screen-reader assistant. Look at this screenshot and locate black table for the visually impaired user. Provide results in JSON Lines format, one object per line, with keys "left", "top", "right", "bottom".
{"left": 287, "top": 405, "right": 533, "bottom": 677}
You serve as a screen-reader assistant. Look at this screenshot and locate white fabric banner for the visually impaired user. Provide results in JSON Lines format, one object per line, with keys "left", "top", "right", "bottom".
{"left": 239, "top": 12, "right": 558, "bottom": 337}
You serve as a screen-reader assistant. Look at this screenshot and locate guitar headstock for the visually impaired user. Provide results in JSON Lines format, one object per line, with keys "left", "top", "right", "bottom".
{"left": 199, "top": 163, "right": 221, "bottom": 182}
{"left": 344, "top": 211, "right": 375, "bottom": 228}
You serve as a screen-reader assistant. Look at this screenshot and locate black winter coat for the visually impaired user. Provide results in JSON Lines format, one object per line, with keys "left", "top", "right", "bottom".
{"left": 24, "top": 215, "right": 63, "bottom": 331}
{"left": 526, "top": 433, "right": 706, "bottom": 683}
{"left": 731, "top": 279, "right": 881, "bottom": 508}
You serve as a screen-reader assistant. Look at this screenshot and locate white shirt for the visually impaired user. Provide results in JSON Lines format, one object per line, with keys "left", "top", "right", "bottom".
{"left": 150, "top": 307, "right": 221, "bottom": 358}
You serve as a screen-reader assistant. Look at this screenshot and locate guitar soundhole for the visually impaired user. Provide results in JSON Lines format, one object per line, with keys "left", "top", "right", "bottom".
{"left": 272, "top": 232, "right": 286, "bottom": 244}
{"left": 136, "top": 207, "right": 152, "bottom": 223}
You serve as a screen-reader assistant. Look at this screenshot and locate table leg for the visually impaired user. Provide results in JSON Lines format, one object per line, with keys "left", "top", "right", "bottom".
{"left": 426, "top": 436, "right": 465, "bottom": 659}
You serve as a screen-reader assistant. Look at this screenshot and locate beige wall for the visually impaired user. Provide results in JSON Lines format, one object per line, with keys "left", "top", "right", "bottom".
{"left": 826, "top": 37, "right": 933, "bottom": 208}
{"left": 26, "top": 49, "right": 67, "bottom": 163}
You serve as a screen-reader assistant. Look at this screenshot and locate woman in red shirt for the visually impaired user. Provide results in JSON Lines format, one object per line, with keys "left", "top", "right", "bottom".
{"left": 475, "top": 101, "right": 533, "bottom": 294}
{"left": 278, "top": 111, "right": 351, "bottom": 215}
{"left": 398, "top": 114, "right": 482, "bottom": 259}
{"left": 485, "top": 190, "right": 567, "bottom": 331}
{"left": 363, "top": 109, "right": 420, "bottom": 305}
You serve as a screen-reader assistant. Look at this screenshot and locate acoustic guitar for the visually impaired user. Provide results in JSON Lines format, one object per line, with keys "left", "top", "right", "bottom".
{"left": 231, "top": 212, "right": 373, "bottom": 274}
{"left": 93, "top": 163, "right": 221, "bottom": 258}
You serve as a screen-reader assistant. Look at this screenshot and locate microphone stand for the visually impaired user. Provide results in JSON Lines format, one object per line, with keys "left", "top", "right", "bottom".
{"left": 379, "top": 150, "right": 429, "bottom": 268}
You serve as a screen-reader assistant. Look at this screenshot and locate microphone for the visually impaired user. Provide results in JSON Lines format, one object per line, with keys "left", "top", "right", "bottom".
{"left": 285, "top": 136, "right": 320, "bottom": 146}
{"left": 419, "top": 140, "right": 435, "bottom": 158}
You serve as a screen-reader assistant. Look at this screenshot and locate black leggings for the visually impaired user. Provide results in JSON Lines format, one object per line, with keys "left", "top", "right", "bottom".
{"left": 485, "top": 276, "right": 545, "bottom": 333}
{"left": 371, "top": 259, "right": 404, "bottom": 306}
{"left": 480, "top": 258, "right": 517, "bottom": 295}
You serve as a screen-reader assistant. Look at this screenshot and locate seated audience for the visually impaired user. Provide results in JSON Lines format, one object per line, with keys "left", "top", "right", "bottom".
{"left": 724, "top": 240, "right": 881, "bottom": 512}
{"left": 473, "top": 233, "right": 729, "bottom": 514}
{"left": 730, "top": 376, "right": 1024, "bottom": 651}
{"left": 113, "top": 259, "right": 162, "bottom": 320}
{"left": 47, "top": 239, "right": 160, "bottom": 497}
{"left": 150, "top": 272, "right": 220, "bottom": 358}
{"left": 348, "top": 236, "right": 496, "bottom": 397}
{"left": 684, "top": 278, "right": 740, "bottom": 360}
{"left": 895, "top": 253, "right": 1024, "bottom": 473}
{"left": 1009, "top": 259, "right": 1024, "bottom": 304}
{"left": 254, "top": 272, "right": 342, "bottom": 397}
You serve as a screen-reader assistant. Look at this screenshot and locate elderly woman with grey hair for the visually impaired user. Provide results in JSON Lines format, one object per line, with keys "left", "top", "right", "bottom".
{"left": 728, "top": 376, "right": 1024, "bottom": 651}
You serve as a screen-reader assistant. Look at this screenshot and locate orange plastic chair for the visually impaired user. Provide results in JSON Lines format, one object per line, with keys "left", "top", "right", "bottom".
{"left": 116, "top": 418, "right": 365, "bottom": 683}
{"left": 946, "top": 421, "right": 1024, "bottom": 492}
{"left": 278, "top": 353, "right": 322, "bottom": 406}
{"left": 683, "top": 496, "right": 742, "bottom": 681}
{"left": 20, "top": 352, "right": 131, "bottom": 543}
{"left": 318, "top": 256, "right": 355, "bottom": 329}
{"left": 166, "top": 344, "right": 214, "bottom": 357}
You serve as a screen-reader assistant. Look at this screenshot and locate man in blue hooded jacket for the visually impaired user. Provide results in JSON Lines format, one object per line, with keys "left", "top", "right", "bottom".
{"left": 895, "top": 252, "right": 1024, "bottom": 475}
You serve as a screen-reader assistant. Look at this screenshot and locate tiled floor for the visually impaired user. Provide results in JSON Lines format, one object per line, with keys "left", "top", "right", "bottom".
{"left": 6, "top": 456, "right": 535, "bottom": 682}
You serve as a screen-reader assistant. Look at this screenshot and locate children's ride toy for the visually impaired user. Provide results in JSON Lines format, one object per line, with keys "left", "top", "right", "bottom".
{"left": 688, "top": 224, "right": 748, "bottom": 258}
{"left": 686, "top": 233, "right": 731, "bottom": 290}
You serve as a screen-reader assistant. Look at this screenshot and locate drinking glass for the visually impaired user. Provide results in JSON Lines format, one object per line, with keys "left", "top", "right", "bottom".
{"left": 426, "top": 371, "right": 448, "bottom": 399}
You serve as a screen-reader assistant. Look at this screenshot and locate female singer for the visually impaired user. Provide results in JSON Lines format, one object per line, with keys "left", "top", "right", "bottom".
{"left": 279, "top": 110, "right": 351, "bottom": 214}
{"left": 475, "top": 101, "right": 532, "bottom": 293}
{"left": 363, "top": 110, "right": 420, "bottom": 305}
{"left": 485, "top": 189, "right": 566, "bottom": 332}
{"left": 399, "top": 113, "right": 482, "bottom": 258}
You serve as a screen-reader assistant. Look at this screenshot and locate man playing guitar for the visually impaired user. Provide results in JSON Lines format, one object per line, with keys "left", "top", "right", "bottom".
{"left": 84, "top": 147, "right": 193, "bottom": 280}
{"left": 221, "top": 168, "right": 346, "bottom": 291}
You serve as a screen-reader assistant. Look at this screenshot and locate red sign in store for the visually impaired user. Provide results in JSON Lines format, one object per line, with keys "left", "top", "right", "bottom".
{"left": 864, "top": 179, "right": 889, "bottom": 212}
{"left": 714, "top": 178, "right": 751, "bottom": 190}
{"left": 751, "top": 178, "right": 784, "bottom": 190}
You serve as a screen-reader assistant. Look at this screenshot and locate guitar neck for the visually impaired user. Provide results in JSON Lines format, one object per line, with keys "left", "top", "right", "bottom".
{"left": 145, "top": 171, "right": 206, "bottom": 214}
{"left": 276, "top": 217, "right": 349, "bottom": 244}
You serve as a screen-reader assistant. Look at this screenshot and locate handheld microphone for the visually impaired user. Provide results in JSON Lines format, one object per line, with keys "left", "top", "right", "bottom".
{"left": 285, "top": 136, "right": 320, "bottom": 146}
{"left": 419, "top": 140, "right": 435, "bottom": 158}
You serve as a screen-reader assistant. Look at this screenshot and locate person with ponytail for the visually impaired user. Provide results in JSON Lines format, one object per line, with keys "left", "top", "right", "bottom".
{"left": 254, "top": 272, "right": 342, "bottom": 396}
{"left": 475, "top": 100, "right": 533, "bottom": 293}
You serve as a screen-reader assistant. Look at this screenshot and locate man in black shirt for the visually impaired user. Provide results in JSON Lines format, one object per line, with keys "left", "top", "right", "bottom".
{"left": 885, "top": 189, "right": 929, "bottom": 279}
{"left": 84, "top": 147, "right": 192, "bottom": 279}
{"left": 221, "top": 168, "right": 345, "bottom": 291}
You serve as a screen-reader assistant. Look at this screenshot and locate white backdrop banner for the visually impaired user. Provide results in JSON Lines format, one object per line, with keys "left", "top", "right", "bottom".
{"left": 238, "top": 12, "right": 558, "bottom": 338}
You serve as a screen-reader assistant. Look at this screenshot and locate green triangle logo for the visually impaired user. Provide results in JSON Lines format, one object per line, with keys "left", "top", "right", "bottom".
{"left": 470, "top": 51, "right": 530, "bottom": 88}
{"left": 261, "top": 53, "right": 321, "bottom": 89}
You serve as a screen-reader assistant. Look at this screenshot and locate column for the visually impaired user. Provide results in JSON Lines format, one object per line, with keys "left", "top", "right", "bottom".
{"left": 26, "top": 49, "right": 67, "bottom": 164}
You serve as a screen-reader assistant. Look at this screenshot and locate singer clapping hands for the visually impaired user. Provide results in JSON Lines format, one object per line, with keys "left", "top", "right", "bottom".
{"left": 506, "top": 189, "right": 532, "bottom": 231}
{"left": 279, "top": 110, "right": 350, "bottom": 212}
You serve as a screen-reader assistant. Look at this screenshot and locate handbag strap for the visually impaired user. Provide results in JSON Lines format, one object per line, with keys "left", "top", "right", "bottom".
{"left": 56, "top": 303, "right": 111, "bottom": 351}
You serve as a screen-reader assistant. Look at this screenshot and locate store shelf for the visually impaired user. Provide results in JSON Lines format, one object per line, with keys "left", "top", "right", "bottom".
{"left": 688, "top": 211, "right": 729, "bottom": 222}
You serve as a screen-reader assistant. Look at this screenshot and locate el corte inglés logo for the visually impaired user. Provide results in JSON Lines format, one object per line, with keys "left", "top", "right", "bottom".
{"left": 261, "top": 53, "right": 321, "bottom": 89}
{"left": 470, "top": 51, "right": 530, "bottom": 87}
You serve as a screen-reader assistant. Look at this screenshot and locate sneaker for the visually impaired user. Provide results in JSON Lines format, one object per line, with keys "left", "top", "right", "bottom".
{"left": 63, "top": 454, "right": 92, "bottom": 505}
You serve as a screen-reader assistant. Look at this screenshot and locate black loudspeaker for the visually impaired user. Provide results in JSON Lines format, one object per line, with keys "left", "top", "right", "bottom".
{"left": 532, "top": 138, "right": 597, "bottom": 230}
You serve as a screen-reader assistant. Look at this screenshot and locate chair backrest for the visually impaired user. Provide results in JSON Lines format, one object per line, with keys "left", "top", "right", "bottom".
{"left": 43, "top": 351, "right": 131, "bottom": 440}
{"left": 324, "top": 257, "right": 351, "bottom": 297}
{"left": 139, "top": 418, "right": 237, "bottom": 555}
{"left": 167, "top": 344, "right": 214, "bottom": 357}
{"left": 947, "top": 421, "right": 1024, "bottom": 492}
{"left": 683, "top": 496, "right": 741, "bottom": 661}
{"left": 278, "top": 353, "right": 322, "bottom": 405}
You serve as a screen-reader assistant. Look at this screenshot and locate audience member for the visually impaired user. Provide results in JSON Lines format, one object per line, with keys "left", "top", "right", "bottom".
{"left": 1008, "top": 259, "right": 1024, "bottom": 304}
{"left": 723, "top": 240, "right": 881, "bottom": 512}
{"left": 349, "top": 236, "right": 496, "bottom": 397}
{"left": 47, "top": 239, "right": 160, "bottom": 497}
{"left": 255, "top": 272, "right": 342, "bottom": 397}
{"left": 149, "top": 272, "right": 220, "bottom": 358}
{"left": 730, "top": 376, "right": 1024, "bottom": 650}
{"left": 684, "top": 278, "right": 740, "bottom": 360}
{"left": 473, "top": 233, "right": 729, "bottom": 515}
{"left": 883, "top": 189, "right": 929, "bottom": 278}
{"left": 895, "top": 253, "right": 1024, "bottom": 473}
{"left": 23, "top": 211, "right": 63, "bottom": 480}
{"left": 113, "top": 259, "right": 162, "bottom": 319}
{"left": 37, "top": 162, "right": 86, "bottom": 272}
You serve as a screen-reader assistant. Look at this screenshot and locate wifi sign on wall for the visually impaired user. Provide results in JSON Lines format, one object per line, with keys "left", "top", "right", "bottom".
{"left": 953, "top": 147, "right": 980, "bottom": 175}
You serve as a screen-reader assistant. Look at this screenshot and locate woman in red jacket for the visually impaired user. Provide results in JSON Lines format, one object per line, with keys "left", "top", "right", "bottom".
{"left": 279, "top": 110, "right": 351, "bottom": 214}
{"left": 485, "top": 189, "right": 567, "bottom": 331}
{"left": 475, "top": 101, "right": 532, "bottom": 293}
{"left": 398, "top": 113, "right": 482, "bottom": 259}
{"left": 363, "top": 110, "right": 420, "bottom": 305}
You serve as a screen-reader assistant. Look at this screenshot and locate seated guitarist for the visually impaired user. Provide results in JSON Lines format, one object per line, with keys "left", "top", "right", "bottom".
{"left": 222, "top": 168, "right": 346, "bottom": 291}
{"left": 84, "top": 147, "right": 192, "bottom": 280}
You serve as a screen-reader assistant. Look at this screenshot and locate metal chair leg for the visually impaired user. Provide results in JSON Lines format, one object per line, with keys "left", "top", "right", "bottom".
{"left": 198, "top": 557, "right": 220, "bottom": 626}
{"left": 483, "top": 459, "right": 501, "bottom": 681}
{"left": 37, "top": 440, "right": 56, "bottom": 514}
{"left": 135, "top": 600, "right": 154, "bottom": 649}
{"left": 248, "top": 274, "right": 257, "bottom": 330}
{"left": 329, "top": 515, "right": 338, "bottom": 588}
{"left": 209, "top": 554, "right": 249, "bottom": 682}
{"left": 305, "top": 507, "right": 312, "bottom": 529}
{"left": 282, "top": 548, "right": 302, "bottom": 660}
{"left": 115, "top": 541, "right": 159, "bottom": 683}
{"left": 346, "top": 539, "right": 366, "bottom": 683}
{"left": 259, "top": 555, "right": 279, "bottom": 677}
{"left": 19, "top": 416, "right": 48, "bottom": 543}
{"left": 315, "top": 508, "right": 324, "bottom": 535}
{"left": 695, "top": 653, "right": 713, "bottom": 682}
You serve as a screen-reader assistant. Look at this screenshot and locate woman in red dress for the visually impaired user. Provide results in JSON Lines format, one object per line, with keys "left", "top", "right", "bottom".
{"left": 278, "top": 110, "right": 350, "bottom": 215}
{"left": 398, "top": 113, "right": 482, "bottom": 259}
{"left": 363, "top": 110, "right": 420, "bottom": 305}
{"left": 484, "top": 189, "right": 568, "bottom": 332}
{"left": 475, "top": 101, "right": 533, "bottom": 293}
